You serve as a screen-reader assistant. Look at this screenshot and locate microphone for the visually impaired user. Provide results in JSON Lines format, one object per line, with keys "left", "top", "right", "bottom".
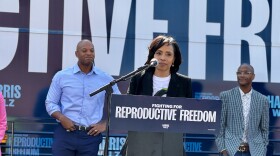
{"left": 149, "top": 58, "right": 158, "bottom": 67}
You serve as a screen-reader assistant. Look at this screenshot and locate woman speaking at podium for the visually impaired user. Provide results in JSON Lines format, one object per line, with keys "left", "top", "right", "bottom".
{"left": 122, "top": 35, "right": 192, "bottom": 156}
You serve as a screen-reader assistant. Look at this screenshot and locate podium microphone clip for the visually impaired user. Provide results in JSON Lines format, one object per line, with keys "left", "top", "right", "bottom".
{"left": 149, "top": 58, "right": 158, "bottom": 67}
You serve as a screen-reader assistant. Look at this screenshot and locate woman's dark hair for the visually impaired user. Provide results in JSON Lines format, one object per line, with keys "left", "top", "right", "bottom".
{"left": 145, "top": 35, "right": 182, "bottom": 73}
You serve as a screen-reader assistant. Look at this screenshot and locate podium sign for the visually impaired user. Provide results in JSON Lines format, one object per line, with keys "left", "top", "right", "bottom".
{"left": 110, "top": 94, "right": 222, "bottom": 135}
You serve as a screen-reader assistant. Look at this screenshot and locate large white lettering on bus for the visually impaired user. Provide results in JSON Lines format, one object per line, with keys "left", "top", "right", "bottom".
{"left": 0, "top": 0, "right": 279, "bottom": 83}
{"left": 0, "top": 0, "right": 19, "bottom": 71}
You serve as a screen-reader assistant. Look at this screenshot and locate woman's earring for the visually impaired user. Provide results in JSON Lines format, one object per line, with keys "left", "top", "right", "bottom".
{"left": 172, "top": 64, "right": 174, "bottom": 67}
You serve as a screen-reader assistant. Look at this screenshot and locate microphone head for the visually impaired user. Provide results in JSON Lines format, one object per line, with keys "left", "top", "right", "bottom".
{"left": 150, "top": 58, "right": 158, "bottom": 67}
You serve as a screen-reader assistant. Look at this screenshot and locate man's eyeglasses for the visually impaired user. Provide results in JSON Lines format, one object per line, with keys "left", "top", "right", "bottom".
{"left": 236, "top": 71, "right": 253, "bottom": 76}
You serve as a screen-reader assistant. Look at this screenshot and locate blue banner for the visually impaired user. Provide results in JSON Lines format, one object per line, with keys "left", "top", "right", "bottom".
{"left": 110, "top": 94, "right": 221, "bottom": 135}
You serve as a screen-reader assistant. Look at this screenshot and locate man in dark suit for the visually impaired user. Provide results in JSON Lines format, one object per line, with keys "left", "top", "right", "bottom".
{"left": 215, "top": 63, "right": 269, "bottom": 156}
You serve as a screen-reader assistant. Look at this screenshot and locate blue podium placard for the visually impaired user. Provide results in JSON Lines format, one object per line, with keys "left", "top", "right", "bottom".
{"left": 110, "top": 94, "right": 222, "bottom": 135}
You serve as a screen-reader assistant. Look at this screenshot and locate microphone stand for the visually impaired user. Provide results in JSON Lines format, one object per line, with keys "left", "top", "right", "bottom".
{"left": 89, "top": 64, "right": 152, "bottom": 156}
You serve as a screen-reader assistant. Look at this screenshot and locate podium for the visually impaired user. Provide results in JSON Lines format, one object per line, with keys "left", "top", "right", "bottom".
{"left": 109, "top": 94, "right": 222, "bottom": 135}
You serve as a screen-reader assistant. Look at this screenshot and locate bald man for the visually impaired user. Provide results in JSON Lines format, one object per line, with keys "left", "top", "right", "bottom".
{"left": 215, "top": 63, "right": 269, "bottom": 156}
{"left": 46, "top": 39, "right": 120, "bottom": 156}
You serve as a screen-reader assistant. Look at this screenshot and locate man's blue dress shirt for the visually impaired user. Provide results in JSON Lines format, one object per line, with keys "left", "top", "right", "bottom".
{"left": 46, "top": 64, "right": 120, "bottom": 127}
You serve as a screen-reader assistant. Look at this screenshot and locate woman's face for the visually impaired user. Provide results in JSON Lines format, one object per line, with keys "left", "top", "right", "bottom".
{"left": 153, "top": 43, "right": 175, "bottom": 75}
